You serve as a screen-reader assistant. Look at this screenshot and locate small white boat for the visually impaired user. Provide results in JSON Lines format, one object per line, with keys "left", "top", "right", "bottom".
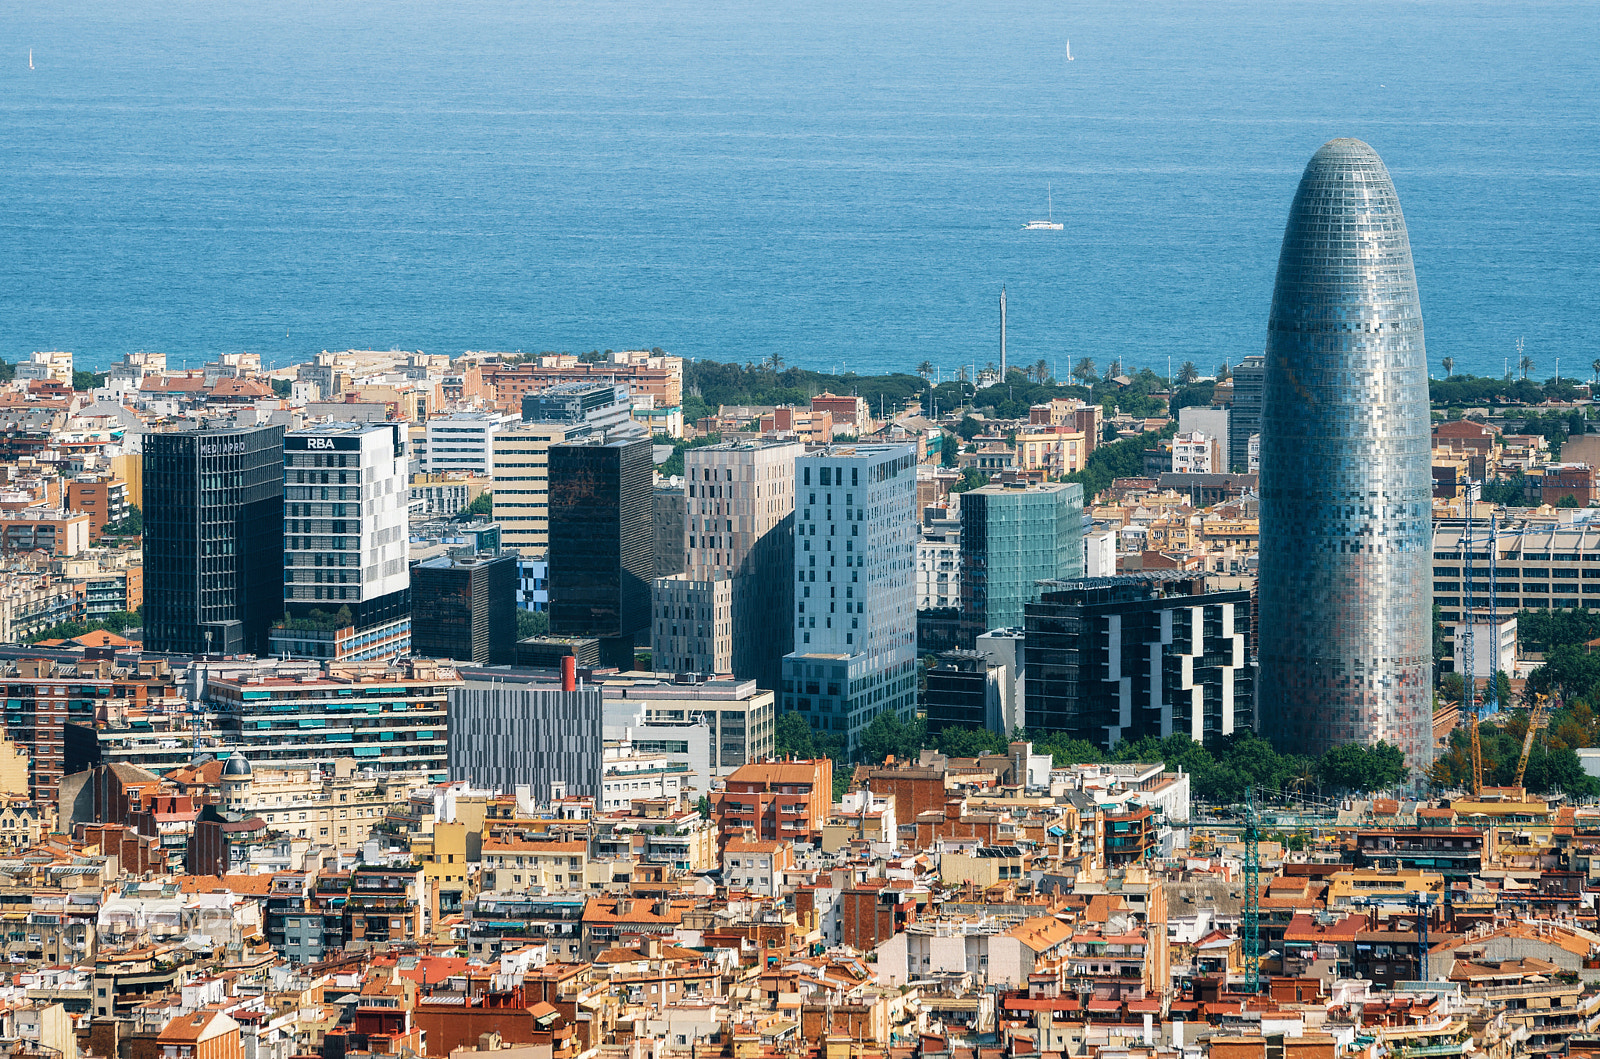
{"left": 1066, "top": 40, "right": 1074, "bottom": 61}
{"left": 1023, "top": 184, "right": 1064, "bottom": 230}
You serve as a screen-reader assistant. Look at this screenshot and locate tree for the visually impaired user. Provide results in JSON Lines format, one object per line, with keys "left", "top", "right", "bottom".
{"left": 1178, "top": 361, "right": 1200, "bottom": 384}
{"left": 940, "top": 435, "right": 958, "bottom": 467}
{"left": 1557, "top": 493, "right": 1582, "bottom": 508}
{"left": 102, "top": 505, "right": 143, "bottom": 536}
{"left": 1441, "top": 357, "right": 1454, "bottom": 378}
{"left": 695, "top": 795, "right": 711, "bottom": 819}
{"left": 934, "top": 726, "right": 1011, "bottom": 758}
{"left": 1439, "top": 671, "right": 1465, "bottom": 705}
{"left": 72, "top": 370, "right": 106, "bottom": 391}
{"left": 950, "top": 468, "right": 989, "bottom": 494}
{"left": 1105, "top": 358, "right": 1123, "bottom": 381}
{"left": 1593, "top": 358, "right": 1600, "bottom": 384}
{"left": 1520, "top": 353, "right": 1534, "bottom": 379}
{"left": 1072, "top": 358, "right": 1097, "bottom": 386}
{"left": 1317, "top": 742, "right": 1409, "bottom": 793}
{"left": 859, "top": 711, "right": 927, "bottom": 765}
{"left": 1035, "top": 359, "right": 1049, "bottom": 384}
{"left": 271, "top": 378, "right": 292, "bottom": 397}
{"left": 774, "top": 711, "right": 817, "bottom": 759}
{"left": 955, "top": 415, "right": 984, "bottom": 441}
{"left": 917, "top": 360, "right": 934, "bottom": 379}
{"left": 767, "top": 352, "right": 784, "bottom": 372}
{"left": 1215, "top": 362, "right": 1231, "bottom": 382}
{"left": 462, "top": 492, "right": 493, "bottom": 517}
{"left": 515, "top": 609, "right": 549, "bottom": 640}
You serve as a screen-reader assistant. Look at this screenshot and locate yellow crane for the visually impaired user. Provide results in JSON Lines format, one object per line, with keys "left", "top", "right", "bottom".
{"left": 1513, "top": 694, "right": 1554, "bottom": 790}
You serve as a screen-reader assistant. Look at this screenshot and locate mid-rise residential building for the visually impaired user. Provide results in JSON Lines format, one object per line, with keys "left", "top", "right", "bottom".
{"left": 549, "top": 433, "right": 653, "bottom": 669}
{"left": 710, "top": 758, "right": 833, "bottom": 847}
{"left": 411, "top": 553, "right": 517, "bottom": 665}
{"left": 782, "top": 444, "right": 918, "bottom": 753}
{"left": 66, "top": 473, "right": 132, "bottom": 541}
{"left": 143, "top": 424, "right": 284, "bottom": 655}
{"left": 491, "top": 422, "right": 571, "bottom": 554}
{"left": 1171, "top": 431, "right": 1221, "bottom": 474}
{"left": 1024, "top": 572, "right": 1253, "bottom": 749}
{"left": 417, "top": 411, "right": 517, "bottom": 476}
{"left": 274, "top": 422, "right": 411, "bottom": 661}
{"left": 206, "top": 658, "right": 458, "bottom": 784}
{"left": 958, "top": 481, "right": 1083, "bottom": 646}
{"left": 0, "top": 510, "right": 92, "bottom": 557}
{"left": 407, "top": 474, "right": 489, "bottom": 519}
{"left": 915, "top": 512, "right": 961, "bottom": 611}
{"left": 1178, "top": 407, "right": 1230, "bottom": 469}
{"left": 449, "top": 669, "right": 603, "bottom": 800}
{"left": 651, "top": 439, "right": 798, "bottom": 690}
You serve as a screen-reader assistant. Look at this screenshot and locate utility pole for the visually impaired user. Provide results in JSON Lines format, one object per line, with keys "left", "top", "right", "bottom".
{"left": 1000, "top": 286, "right": 1007, "bottom": 382}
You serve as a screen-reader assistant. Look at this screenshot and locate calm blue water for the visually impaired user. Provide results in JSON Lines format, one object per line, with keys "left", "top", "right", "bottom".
{"left": 2, "top": 0, "right": 1597, "bottom": 380}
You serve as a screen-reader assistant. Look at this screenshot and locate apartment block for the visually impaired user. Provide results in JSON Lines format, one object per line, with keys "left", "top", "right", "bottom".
{"left": 1024, "top": 572, "right": 1253, "bottom": 749}
{"left": 207, "top": 658, "right": 458, "bottom": 784}
{"left": 651, "top": 438, "right": 798, "bottom": 691}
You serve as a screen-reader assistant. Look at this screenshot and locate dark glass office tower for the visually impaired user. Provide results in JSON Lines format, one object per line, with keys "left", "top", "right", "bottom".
{"left": 1257, "top": 139, "right": 1433, "bottom": 769}
{"left": 548, "top": 434, "right": 653, "bottom": 668}
{"left": 410, "top": 553, "right": 517, "bottom": 665}
{"left": 143, "top": 425, "right": 285, "bottom": 655}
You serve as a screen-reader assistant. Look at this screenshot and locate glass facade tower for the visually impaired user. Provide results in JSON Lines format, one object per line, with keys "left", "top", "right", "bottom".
{"left": 958, "top": 482, "right": 1084, "bottom": 646}
{"left": 1257, "top": 139, "right": 1433, "bottom": 769}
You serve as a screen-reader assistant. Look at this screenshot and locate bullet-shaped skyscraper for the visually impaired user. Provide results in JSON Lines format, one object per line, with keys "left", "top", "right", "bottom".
{"left": 1257, "top": 139, "right": 1433, "bottom": 769}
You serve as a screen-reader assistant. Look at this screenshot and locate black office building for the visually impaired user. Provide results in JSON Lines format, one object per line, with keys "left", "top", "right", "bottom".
{"left": 548, "top": 434, "right": 652, "bottom": 669}
{"left": 1024, "top": 573, "right": 1253, "bottom": 750}
{"left": 410, "top": 553, "right": 517, "bottom": 664}
{"left": 925, "top": 651, "right": 1001, "bottom": 736}
{"left": 143, "top": 425, "right": 285, "bottom": 656}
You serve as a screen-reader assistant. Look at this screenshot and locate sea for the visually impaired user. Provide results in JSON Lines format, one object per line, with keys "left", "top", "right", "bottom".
{"left": 2, "top": 0, "right": 1597, "bottom": 381}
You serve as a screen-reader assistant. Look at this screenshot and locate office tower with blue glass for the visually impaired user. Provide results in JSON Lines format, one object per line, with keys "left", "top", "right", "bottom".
{"left": 1257, "top": 139, "right": 1433, "bottom": 768}
{"left": 782, "top": 445, "right": 918, "bottom": 753}
{"left": 958, "top": 481, "right": 1084, "bottom": 647}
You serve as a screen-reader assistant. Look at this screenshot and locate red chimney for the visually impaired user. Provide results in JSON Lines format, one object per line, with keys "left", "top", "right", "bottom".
{"left": 561, "top": 655, "right": 577, "bottom": 692}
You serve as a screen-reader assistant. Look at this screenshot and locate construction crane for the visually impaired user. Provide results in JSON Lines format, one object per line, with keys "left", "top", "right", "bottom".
{"left": 1460, "top": 482, "right": 1484, "bottom": 796}
{"left": 1243, "top": 785, "right": 1261, "bottom": 993}
{"left": 1513, "top": 694, "right": 1555, "bottom": 790}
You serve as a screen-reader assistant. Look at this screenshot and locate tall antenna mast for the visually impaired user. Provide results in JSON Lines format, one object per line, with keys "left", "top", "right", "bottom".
{"left": 1000, "top": 286, "right": 1007, "bottom": 382}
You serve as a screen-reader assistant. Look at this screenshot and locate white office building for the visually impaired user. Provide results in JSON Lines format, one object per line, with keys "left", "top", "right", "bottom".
{"left": 782, "top": 444, "right": 919, "bottom": 753}
{"left": 276, "top": 421, "right": 412, "bottom": 660}
{"left": 418, "top": 411, "right": 518, "bottom": 475}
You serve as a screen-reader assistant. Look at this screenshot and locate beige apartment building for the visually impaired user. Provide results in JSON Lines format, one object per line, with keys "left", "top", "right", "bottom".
{"left": 651, "top": 438, "right": 799, "bottom": 691}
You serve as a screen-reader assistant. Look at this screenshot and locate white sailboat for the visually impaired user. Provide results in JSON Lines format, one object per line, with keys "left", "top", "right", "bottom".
{"left": 1066, "top": 40, "right": 1074, "bottom": 61}
{"left": 29, "top": 49, "right": 34, "bottom": 70}
{"left": 1023, "top": 184, "right": 1064, "bottom": 230}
